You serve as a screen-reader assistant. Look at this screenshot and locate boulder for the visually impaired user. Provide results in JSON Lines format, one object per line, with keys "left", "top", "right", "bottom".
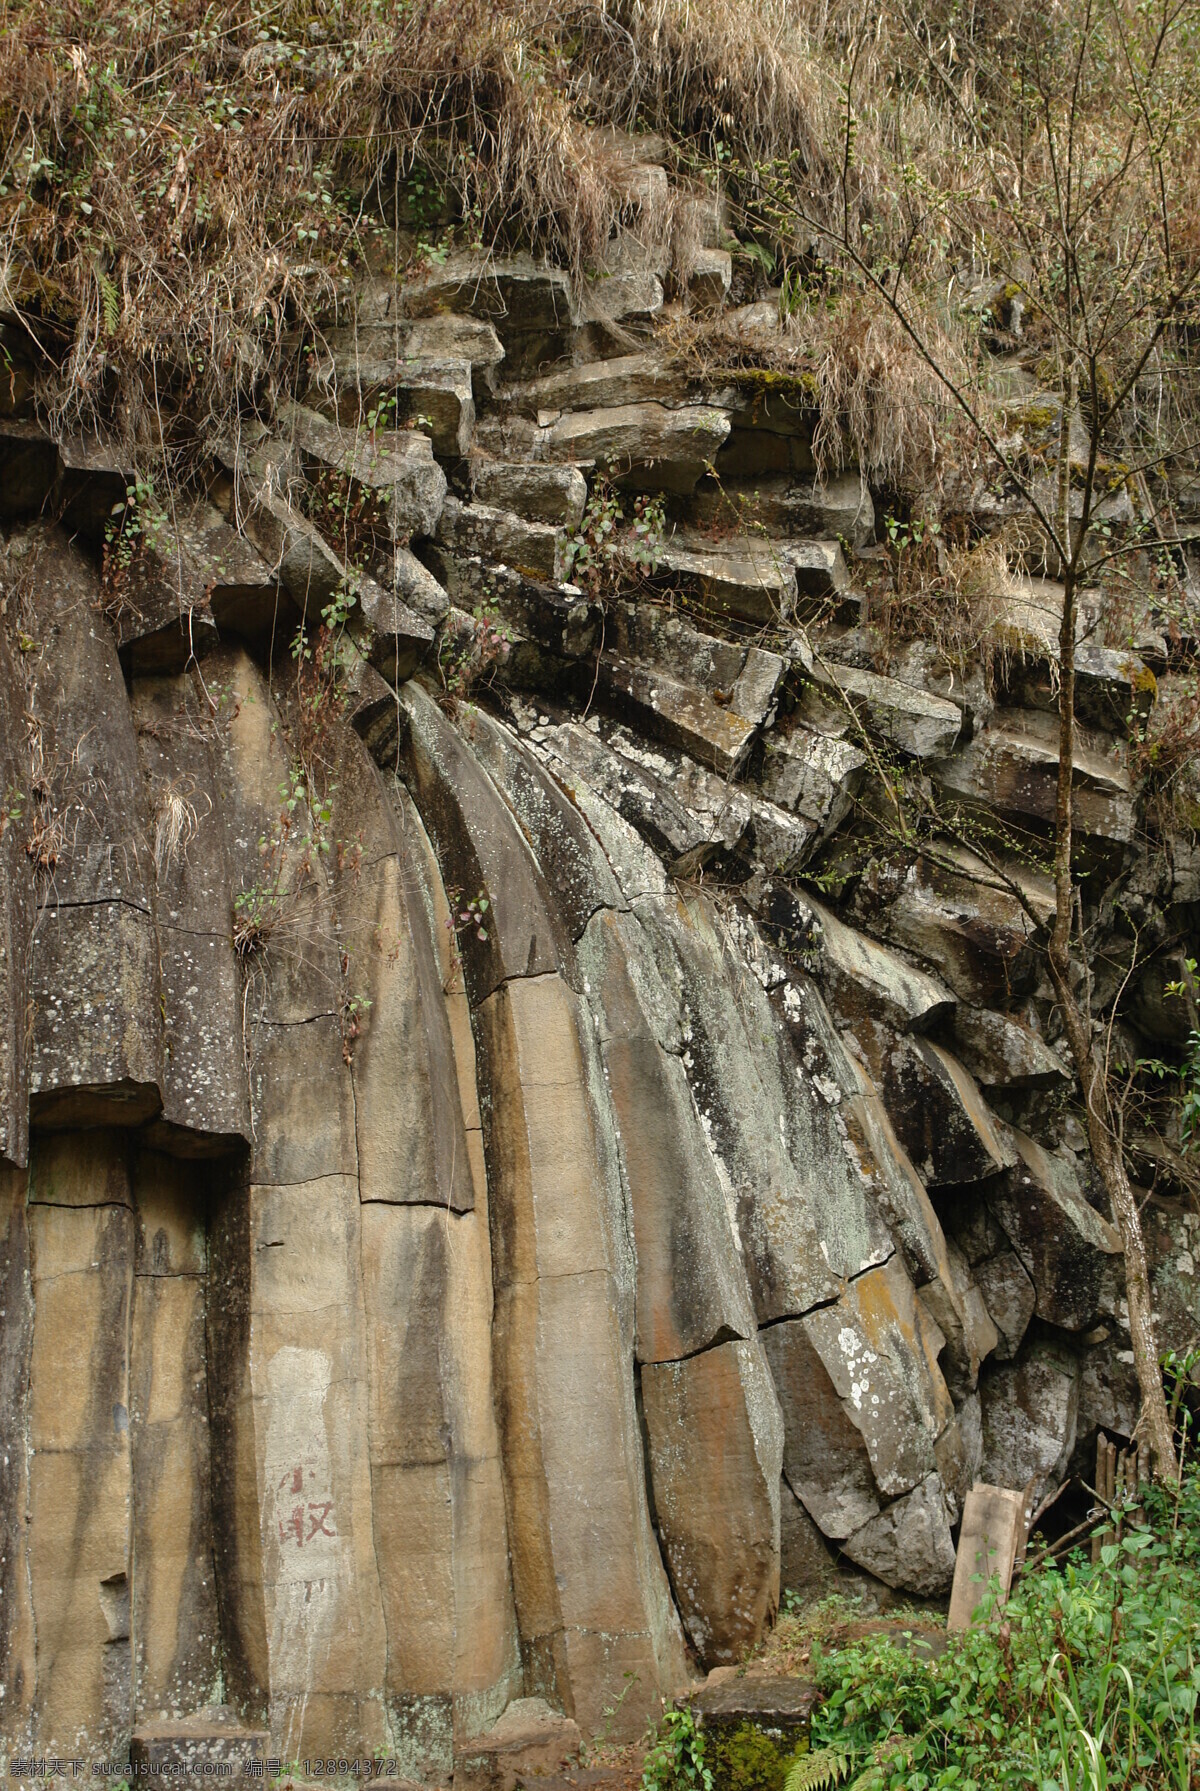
{"left": 972, "top": 1249, "right": 1036, "bottom": 1362}
{"left": 980, "top": 1342, "right": 1080, "bottom": 1497}
{"left": 989, "top": 1131, "right": 1121, "bottom": 1331}
{"left": 843, "top": 1474, "right": 958, "bottom": 1597}
{"left": 641, "top": 1338, "right": 783, "bottom": 1666}
{"left": 760, "top": 729, "right": 865, "bottom": 834}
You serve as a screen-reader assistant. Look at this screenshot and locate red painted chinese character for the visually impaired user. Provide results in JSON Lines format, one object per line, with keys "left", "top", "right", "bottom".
{"left": 279, "top": 1505, "right": 305, "bottom": 1546}
{"left": 306, "top": 1501, "right": 336, "bottom": 1541}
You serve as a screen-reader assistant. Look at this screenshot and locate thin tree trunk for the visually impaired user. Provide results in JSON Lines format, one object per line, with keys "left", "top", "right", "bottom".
{"left": 1046, "top": 416, "right": 1177, "bottom": 1478}
{"left": 1046, "top": 958, "right": 1178, "bottom": 1478}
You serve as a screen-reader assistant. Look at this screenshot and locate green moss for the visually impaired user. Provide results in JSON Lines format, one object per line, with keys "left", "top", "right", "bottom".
{"left": 735, "top": 367, "right": 820, "bottom": 403}
{"left": 1010, "top": 400, "right": 1058, "bottom": 433}
{"left": 706, "top": 1722, "right": 808, "bottom": 1791}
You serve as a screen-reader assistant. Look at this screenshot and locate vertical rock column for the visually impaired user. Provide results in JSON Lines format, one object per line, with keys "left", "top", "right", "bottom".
{"left": 129, "top": 1150, "right": 221, "bottom": 1719}
{"left": 19, "top": 526, "right": 164, "bottom": 1126}
{"left": 205, "top": 646, "right": 387, "bottom": 1759}
{"left": 22, "top": 1133, "right": 135, "bottom": 1757}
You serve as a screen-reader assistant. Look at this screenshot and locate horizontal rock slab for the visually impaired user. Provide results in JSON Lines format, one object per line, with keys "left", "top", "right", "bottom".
{"left": 279, "top": 401, "right": 447, "bottom": 540}
{"left": 543, "top": 720, "right": 751, "bottom": 877}
{"left": 947, "top": 1006, "right": 1070, "bottom": 1091}
{"left": 471, "top": 461, "right": 588, "bottom": 528}
{"left": 689, "top": 1674, "right": 818, "bottom": 1749}
{"left": 399, "top": 254, "right": 576, "bottom": 334}
{"left": 534, "top": 403, "right": 731, "bottom": 494}
{"left": 933, "top": 707, "right": 1135, "bottom": 846}
{"left": 435, "top": 494, "right": 565, "bottom": 582}
{"left": 642, "top": 1338, "right": 783, "bottom": 1666}
{"left": 454, "top": 1699, "right": 581, "bottom": 1791}
{"left": 765, "top": 887, "right": 955, "bottom": 1034}
{"left": 652, "top": 532, "right": 799, "bottom": 624}
{"left": 109, "top": 499, "right": 275, "bottom": 673}
{"left": 687, "top": 472, "right": 876, "bottom": 551}
{"left": 810, "top": 661, "right": 962, "bottom": 758}
{"left": 879, "top": 847, "right": 1052, "bottom": 1005}
{"left": 130, "top": 1713, "right": 268, "bottom": 1785}
{"left": 513, "top": 351, "right": 687, "bottom": 418}
{"left": 862, "top": 1031, "right": 1017, "bottom": 1188}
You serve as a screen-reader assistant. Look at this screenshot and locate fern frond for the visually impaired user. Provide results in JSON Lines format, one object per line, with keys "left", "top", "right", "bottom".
{"left": 98, "top": 271, "right": 120, "bottom": 338}
{"left": 782, "top": 1746, "right": 855, "bottom": 1791}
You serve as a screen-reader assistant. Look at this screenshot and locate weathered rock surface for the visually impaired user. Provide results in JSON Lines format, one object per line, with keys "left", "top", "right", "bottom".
{"left": 0, "top": 217, "right": 1193, "bottom": 1777}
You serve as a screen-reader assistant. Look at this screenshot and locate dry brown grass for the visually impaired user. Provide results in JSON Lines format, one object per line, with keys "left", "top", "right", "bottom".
{"left": 2, "top": 0, "right": 1199, "bottom": 506}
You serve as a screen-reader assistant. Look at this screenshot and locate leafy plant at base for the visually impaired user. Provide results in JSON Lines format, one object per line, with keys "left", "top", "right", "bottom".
{"left": 795, "top": 1465, "right": 1200, "bottom": 1790}
{"left": 640, "top": 1707, "right": 713, "bottom": 1791}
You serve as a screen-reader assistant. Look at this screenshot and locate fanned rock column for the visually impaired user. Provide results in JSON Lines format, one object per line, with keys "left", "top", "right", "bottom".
{"left": 392, "top": 683, "right": 690, "bottom": 1735}
{"left": 324, "top": 723, "right": 522, "bottom": 1770}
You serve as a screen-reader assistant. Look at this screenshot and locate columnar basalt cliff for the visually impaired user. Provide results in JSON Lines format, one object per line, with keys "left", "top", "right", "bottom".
{"left": 2, "top": 158, "right": 1199, "bottom": 1774}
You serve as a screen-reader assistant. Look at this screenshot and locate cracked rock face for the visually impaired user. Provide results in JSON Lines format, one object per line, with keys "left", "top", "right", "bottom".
{"left": 1, "top": 246, "right": 1198, "bottom": 1776}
